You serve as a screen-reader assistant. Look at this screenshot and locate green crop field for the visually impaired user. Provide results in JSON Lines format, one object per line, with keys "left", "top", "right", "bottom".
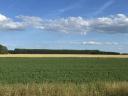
{"left": 0, "top": 57, "right": 128, "bottom": 96}
{"left": 0, "top": 57, "right": 128, "bottom": 84}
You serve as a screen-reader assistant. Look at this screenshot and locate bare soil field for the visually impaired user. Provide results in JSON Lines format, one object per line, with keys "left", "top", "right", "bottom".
{"left": 0, "top": 54, "right": 128, "bottom": 58}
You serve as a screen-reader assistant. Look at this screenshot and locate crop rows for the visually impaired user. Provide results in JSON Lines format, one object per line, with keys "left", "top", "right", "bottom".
{"left": 0, "top": 58, "right": 128, "bottom": 84}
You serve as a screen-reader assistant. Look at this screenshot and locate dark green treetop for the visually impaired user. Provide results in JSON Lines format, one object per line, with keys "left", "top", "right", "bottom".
{"left": 0, "top": 44, "right": 8, "bottom": 54}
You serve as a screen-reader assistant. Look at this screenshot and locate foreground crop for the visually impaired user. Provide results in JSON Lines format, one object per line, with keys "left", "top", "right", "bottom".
{"left": 0, "top": 58, "right": 128, "bottom": 83}
{"left": 0, "top": 82, "right": 128, "bottom": 96}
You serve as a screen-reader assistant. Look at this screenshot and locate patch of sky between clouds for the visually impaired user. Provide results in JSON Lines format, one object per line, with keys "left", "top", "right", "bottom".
{"left": 90, "top": 0, "right": 114, "bottom": 17}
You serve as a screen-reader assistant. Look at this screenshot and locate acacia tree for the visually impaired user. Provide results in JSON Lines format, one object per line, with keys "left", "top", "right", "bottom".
{"left": 0, "top": 44, "right": 8, "bottom": 54}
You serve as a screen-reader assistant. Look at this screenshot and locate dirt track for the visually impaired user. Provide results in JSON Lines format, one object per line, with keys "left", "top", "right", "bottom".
{"left": 0, "top": 54, "right": 128, "bottom": 58}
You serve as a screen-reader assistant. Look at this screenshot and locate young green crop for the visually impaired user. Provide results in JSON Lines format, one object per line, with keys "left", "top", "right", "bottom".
{"left": 0, "top": 57, "right": 128, "bottom": 84}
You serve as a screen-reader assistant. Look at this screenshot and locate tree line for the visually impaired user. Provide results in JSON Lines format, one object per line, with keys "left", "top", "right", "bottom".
{"left": 0, "top": 44, "right": 121, "bottom": 55}
{"left": 8, "top": 49, "right": 120, "bottom": 55}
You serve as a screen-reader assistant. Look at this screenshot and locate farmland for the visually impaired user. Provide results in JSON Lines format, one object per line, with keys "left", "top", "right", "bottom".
{"left": 0, "top": 56, "right": 128, "bottom": 96}
{"left": 0, "top": 54, "right": 128, "bottom": 58}
{"left": 0, "top": 57, "right": 128, "bottom": 84}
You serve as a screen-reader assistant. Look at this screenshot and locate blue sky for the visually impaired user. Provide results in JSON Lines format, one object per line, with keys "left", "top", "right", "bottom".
{"left": 0, "top": 0, "right": 128, "bottom": 53}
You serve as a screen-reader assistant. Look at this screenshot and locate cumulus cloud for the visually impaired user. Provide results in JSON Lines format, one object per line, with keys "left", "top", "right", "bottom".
{"left": 0, "top": 13, "right": 128, "bottom": 34}
{"left": 0, "top": 14, "right": 25, "bottom": 31}
{"left": 90, "top": 14, "right": 128, "bottom": 34}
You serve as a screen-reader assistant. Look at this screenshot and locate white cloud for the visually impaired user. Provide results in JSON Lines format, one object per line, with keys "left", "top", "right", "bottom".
{"left": 0, "top": 14, "right": 8, "bottom": 21}
{"left": 38, "top": 17, "right": 89, "bottom": 34}
{"left": 70, "top": 41, "right": 119, "bottom": 46}
{"left": 82, "top": 41, "right": 102, "bottom": 45}
{"left": 0, "top": 14, "right": 25, "bottom": 31}
{"left": 0, "top": 13, "right": 128, "bottom": 34}
{"left": 90, "top": 14, "right": 128, "bottom": 34}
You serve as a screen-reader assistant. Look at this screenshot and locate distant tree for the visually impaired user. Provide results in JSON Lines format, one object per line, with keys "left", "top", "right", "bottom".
{"left": 0, "top": 44, "right": 8, "bottom": 54}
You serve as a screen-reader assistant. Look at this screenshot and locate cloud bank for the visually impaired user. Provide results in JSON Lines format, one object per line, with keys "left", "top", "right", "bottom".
{"left": 0, "top": 13, "right": 128, "bottom": 34}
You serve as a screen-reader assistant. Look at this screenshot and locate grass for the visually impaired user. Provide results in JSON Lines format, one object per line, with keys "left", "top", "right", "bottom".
{"left": 0, "top": 82, "right": 128, "bottom": 96}
{"left": 0, "top": 57, "right": 128, "bottom": 96}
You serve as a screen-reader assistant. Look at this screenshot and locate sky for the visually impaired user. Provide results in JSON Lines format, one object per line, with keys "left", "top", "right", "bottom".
{"left": 0, "top": 0, "right": 128, "bottom": 53}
